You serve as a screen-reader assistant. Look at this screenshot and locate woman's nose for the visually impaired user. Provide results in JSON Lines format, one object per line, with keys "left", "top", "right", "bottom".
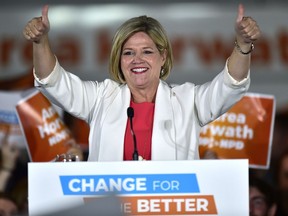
{"left": 132, "top": 53, "right": 144, "bottom": 63}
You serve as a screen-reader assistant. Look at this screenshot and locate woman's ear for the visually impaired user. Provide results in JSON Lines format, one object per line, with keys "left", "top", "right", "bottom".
{"left": 161, "top": 49, "right": 167, "bottom": 64}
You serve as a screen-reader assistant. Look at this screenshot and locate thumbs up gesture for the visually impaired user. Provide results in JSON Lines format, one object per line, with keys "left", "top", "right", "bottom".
{"left": 235, "top": 4, "right": 261, "bottom": 44}
{"left": 23, "top": 5, "right": 50, "bottom": 43}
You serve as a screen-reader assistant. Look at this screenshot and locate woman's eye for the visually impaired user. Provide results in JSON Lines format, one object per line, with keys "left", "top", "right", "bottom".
{"left": 144, "top": 50, "right": 153, "bottom": 54}
{"left": 123, "top": 51, "right": 133, "bottom": 55}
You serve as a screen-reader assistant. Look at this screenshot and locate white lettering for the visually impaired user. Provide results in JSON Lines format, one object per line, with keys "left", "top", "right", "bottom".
{"left": 37, "top": 118, "right": 62, "bottom": 138}
{"left": 215, "top": 112, "right": 246, "bottom": 124}
{"left": 68, "top": 177, "right": 147, "bottom": 193}
{"left": 68, "top": 179, "right": 81, "bottom": 192}
{"left": 137, "top": 198, "right": 210, "bottom": 213}
{"left": 82, "top": 178, "right": 95, "bottom": 192}
{"left": 48, "top": 130, "right": 69, "bottom": 146}
{"left": 95, "top": 179, "right": 108, "bottom": 191}
{"left": 152, "top": 180, "right": 180, "bottom": 191}
{"left": 203, "top": 124, "right": 253, "bottom": 139}
{"left": 138, "top": 200, "right": 149, "bottom": 212}
{"left": 41, "top": 106, "right": 56, "bottom": 122}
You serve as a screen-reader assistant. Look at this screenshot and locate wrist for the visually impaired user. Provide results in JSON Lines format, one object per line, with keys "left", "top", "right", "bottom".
{"left": 234, "top": 40, "right": 254, "bottom": 55}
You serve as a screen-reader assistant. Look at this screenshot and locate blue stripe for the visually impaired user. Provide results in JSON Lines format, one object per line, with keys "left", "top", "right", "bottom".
{"left": 60, "top": 173, "right": 199, "bottom": 195}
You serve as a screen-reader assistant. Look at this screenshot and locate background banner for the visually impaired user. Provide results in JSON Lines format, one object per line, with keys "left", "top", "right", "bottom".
{"left": 0, "top": 4, "right": 288, "bottom": 110}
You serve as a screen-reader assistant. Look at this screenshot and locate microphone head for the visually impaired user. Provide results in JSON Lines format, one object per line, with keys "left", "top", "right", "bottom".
{"left": 127, "top": 107, "right": 134, "bottom": 118}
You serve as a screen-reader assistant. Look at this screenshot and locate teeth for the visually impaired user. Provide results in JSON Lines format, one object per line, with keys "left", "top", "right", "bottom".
{"left": 132, "top": 68, "right": 147, "bottom": 73}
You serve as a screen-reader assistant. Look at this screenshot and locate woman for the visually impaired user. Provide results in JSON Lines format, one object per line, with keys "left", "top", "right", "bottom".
{"left": 23, "top": 4, "right": 261, "bottom": 161}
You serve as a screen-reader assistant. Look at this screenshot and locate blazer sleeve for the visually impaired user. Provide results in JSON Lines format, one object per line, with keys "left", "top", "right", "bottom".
{"left": 195, "top": 59, "right": 250, "bottom": 126}
{"left": 34, "top": 58, "right": 107, "bottom": 122}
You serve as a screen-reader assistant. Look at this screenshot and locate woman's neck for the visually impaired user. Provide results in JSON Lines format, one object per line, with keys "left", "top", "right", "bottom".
{"left": 131, "top": 93, "right": 156, "bottom": 103}
{"left": 129, "top": 83, "right": 158, "bottom": 103}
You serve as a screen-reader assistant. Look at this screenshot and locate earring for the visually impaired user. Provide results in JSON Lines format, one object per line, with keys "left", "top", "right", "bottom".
{"left": 160, "top": 68, "right": 164, "bottom": 77}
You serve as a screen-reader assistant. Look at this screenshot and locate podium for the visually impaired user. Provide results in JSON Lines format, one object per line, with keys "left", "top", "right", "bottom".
{"left": 28, "top": 159, "right": 249, "bottom": 216}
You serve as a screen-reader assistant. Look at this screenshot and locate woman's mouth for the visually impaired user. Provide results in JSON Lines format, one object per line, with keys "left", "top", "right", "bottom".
{"left": 131, "top": 67, "right": 148, "bottom": 74}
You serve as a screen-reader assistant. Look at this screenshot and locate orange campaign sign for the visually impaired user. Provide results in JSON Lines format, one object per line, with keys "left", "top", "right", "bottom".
{"left": 199, "top": 93, "right": 276, "bottom": 169}
{"left": 15, "top": 90, "right": 72, "bottom": 162}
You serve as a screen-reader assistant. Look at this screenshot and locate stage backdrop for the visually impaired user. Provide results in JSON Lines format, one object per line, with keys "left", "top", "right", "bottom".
{"left": 0, "top": 4, "right": 288, "bottom": 110}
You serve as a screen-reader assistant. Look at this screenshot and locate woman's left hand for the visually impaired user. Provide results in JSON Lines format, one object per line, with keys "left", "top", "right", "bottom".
{"left": 235, "top": 4, "right": 261, "bottom": 44}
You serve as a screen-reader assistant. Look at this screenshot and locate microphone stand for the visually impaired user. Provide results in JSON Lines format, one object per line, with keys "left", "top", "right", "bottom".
{"left": 127, "top": 107, "right": 139, "bottom": 160}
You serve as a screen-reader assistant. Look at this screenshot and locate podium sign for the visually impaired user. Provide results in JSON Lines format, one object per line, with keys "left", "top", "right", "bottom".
{"left": 28, "top": 160, "right": 249, "bottom": 216}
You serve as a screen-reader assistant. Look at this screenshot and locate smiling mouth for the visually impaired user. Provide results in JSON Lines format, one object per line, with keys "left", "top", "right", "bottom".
{"left": 131, "top": 67, "right": 148, "bottom": 74}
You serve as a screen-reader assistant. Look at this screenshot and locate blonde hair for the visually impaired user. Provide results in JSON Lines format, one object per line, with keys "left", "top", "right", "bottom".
{"left": 109, "top": 15, "right": 173, "bottom": 84}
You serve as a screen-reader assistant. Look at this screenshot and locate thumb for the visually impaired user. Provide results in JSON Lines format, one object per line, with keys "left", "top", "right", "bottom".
{"left": 236, "top": 3, "right": 244, "bottom": 23}
{"left": 41, "top": 4, "right": 49, "bottom": 25}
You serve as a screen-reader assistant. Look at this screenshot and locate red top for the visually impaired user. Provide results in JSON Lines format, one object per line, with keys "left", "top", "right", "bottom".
{"left": 123, "top": 101, "right": 155, "bottom": 160}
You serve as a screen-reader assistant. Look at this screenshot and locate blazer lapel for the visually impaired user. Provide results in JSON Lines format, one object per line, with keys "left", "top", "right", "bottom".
{"left": 98, "top": 85, "right": 131, "bottom": 161}
{"left": 151, "top": 81, "right": 176, "bottom": 160}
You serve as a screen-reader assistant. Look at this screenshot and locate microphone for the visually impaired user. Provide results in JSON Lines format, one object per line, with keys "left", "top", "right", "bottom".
{"left": 127, "top": 107, "right": 138, "bottom": 160}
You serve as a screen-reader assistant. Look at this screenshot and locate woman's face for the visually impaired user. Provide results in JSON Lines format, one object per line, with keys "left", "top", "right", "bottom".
{"left": 120, "top": 32, "right": 166, "bottom": 92}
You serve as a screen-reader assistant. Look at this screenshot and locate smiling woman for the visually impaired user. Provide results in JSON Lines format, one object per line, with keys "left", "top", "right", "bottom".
{"left": 120, "top": 32, "right": 166, "bottom": 102}
{"left": 22, "top": 4, "right": 260, "bottom": 161}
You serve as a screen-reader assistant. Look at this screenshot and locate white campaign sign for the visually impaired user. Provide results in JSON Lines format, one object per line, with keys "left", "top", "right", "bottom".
{"left": 28, "top": 159, "right": 249, "bottom": 216}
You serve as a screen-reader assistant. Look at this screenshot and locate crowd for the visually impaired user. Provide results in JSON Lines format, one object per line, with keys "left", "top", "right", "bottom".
{"left": 1, "top": 115, "right": 288, "bottom": 215}
{"left": 0, "top": 126, "right": 28, "bottom": 215}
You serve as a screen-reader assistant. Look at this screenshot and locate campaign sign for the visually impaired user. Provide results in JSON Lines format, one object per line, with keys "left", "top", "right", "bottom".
{"left": 28, "top": 160, "right": 249, "bottom": 216}
{"left": 199, "top": 93, "right": 276, "bottom": 169}
{"left": 15, "top": 90, "right": 71, "bottom": 162}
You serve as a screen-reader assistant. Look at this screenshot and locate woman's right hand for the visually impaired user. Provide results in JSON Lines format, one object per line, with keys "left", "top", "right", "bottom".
{"left": 23, "top": 5, "right": 50, "bottom": 44}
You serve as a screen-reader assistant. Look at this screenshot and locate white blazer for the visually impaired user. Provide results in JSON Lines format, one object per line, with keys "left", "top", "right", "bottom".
{"left": 35, "top": 59, "right": 250, "bottom": 161}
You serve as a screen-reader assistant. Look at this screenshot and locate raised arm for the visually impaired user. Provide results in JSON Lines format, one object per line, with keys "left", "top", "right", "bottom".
{"left": 227, "top": 4, "right": 261, "bottom": 81}
{"left": 23, "top": 5, "right": 56, "bottom": 80}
